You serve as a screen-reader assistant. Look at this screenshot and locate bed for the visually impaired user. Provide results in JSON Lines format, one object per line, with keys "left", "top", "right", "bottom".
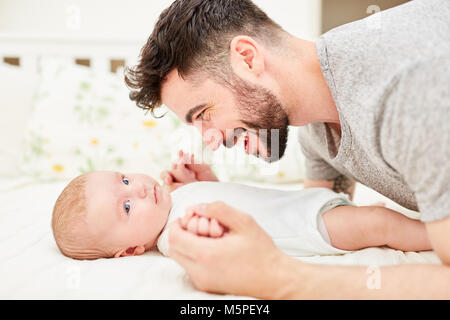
{"left": 0, "top": 178, "right": 440, "bottom": 299}
{"left": 0, "top": 34, "right": 440, "bottom": 299}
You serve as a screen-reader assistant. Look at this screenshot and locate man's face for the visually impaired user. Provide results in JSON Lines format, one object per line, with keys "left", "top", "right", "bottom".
{"left": 161, "top": 69, "right": 289, "bottom": 162}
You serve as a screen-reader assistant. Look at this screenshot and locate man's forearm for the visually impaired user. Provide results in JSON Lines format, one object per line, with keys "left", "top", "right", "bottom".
{"left": 275, "top": 255, "right": 450, "bottom": 299}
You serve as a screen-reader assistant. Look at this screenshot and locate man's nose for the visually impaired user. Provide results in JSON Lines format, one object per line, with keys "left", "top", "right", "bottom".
{"left": 193, "top": 121, "right": 222, "bottom": 151}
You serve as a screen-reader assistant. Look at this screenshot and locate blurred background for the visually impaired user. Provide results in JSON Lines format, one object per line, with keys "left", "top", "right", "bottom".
{"left": 322, "top": 0, "right": 409, "bottom": 32}
{"left": 0, "top": 0, "right": 410, "bottom": 186}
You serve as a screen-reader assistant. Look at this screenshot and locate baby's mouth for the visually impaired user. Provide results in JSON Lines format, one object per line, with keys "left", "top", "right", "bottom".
{"left": 153, "top": 184, "right": 158, "bottom": 204}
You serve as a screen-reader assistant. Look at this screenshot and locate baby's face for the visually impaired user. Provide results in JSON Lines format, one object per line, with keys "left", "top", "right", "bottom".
{"left": 84, "top": 171, "right": 171, "bottom": 255}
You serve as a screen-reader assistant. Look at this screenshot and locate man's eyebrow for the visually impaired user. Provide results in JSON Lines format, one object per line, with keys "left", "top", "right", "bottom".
{"left": 185, "top": 104, "right": 207, "bottom": 124}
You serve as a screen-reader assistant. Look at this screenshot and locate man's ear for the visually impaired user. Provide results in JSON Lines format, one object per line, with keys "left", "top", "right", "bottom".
{"left": 229, "top": 35, "right": 265, "bottom": 78}
{"left": 113, "top": 245, "right": 146, "bottom": 258}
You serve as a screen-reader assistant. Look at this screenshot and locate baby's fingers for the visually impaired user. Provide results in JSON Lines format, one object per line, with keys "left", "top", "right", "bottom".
{"left": 160, "top": 171, "right": 174, "bottom": 185}
{"left": 178, "top": 150, "right": 195, "bottom": 165}
{"left": 172, "top": 162, "right": 196, "bottom": 182}
{"left": 186, "top": 215, "right": 199, "bottom": 234}
{"left": 197, "top": 217, "right": 210, "bottom": 236}
{"left": 182, "top": 204, "right": 226, "bottom": 238}
{"left": 181, "top": 205, "right": 198, "bottom": 228}
{"left": 209, "top": 218, "right": 224, "bottom": 238}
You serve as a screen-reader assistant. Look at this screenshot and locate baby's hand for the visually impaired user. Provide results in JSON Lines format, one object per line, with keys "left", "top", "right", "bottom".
{"left": 180, "top": 151, "right": 219, "bottom": 182}
{"left": 180, "top": 204, "right": 225, "bottom": 238}
{"left": 160, "top": 151, "right": 197, "bottom": 191}
{"left": 160, "top": 150, "right": 218, "bottom": 191}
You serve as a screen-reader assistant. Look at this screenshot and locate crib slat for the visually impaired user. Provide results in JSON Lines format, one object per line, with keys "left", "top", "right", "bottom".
{"left": 3, "top": 57, "right": 20, "bottom": 66}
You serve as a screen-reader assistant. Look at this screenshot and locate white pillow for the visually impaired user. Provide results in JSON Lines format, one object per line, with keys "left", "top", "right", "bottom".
{"left": 0, "top": 64, "right": 39, "bottom": 178}
{"left": 19, "top": 58, "right": 182, "bottom": 182}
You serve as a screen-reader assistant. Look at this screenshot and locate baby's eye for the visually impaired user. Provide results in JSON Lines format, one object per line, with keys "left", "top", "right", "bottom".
{"left": 124, "top": 201, "right": 131, "bottom": 214}
{"left": 122, "top": 176, "right": 129, "bottom": 185}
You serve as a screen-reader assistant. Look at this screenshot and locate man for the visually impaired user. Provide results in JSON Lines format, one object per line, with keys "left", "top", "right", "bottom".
{"left": 125, "top": 0, "right": 450, "bottom": 298}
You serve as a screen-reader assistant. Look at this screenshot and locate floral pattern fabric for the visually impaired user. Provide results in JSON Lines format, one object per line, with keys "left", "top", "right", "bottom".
{"left": 20, "top": 58, "right": 305, "bottom": 183}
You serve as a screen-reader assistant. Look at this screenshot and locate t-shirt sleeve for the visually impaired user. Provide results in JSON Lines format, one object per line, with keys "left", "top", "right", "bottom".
{"left": 380, "top": 57, "right": 450, "bottom": 222}
{"left": 298, "top": 127, "right": 342, "bottom": 180}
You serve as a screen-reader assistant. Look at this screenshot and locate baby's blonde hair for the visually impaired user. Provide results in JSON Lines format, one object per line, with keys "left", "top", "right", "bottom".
{"left": 51, "top": 173, "right": 113, "bottom": 260}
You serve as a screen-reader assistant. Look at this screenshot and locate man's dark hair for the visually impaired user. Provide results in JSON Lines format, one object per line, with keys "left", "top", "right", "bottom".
{"left": 125, "top": 0, "right": 285, "bottom": 115}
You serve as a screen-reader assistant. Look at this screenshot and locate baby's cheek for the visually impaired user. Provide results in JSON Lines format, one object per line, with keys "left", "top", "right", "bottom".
{"left": 134, "top": 215, "right": 158, "bottom": 243}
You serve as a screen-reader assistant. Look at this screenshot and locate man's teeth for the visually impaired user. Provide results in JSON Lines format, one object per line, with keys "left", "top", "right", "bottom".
{"left": 244, "top": 136, "right": 249, "bottom": 153}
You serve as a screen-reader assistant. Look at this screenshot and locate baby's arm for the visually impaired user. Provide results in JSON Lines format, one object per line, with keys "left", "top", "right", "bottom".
{"left": 323, "top": 205, "right": 432, "bottom": 252}
{"left": 180, "top": 204, "right": 225, "bottom": 238}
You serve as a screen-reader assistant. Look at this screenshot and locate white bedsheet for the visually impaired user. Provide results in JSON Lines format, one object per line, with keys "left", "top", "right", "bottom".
{"left": 0, "top": 179, "right": 440, "bottom": 299}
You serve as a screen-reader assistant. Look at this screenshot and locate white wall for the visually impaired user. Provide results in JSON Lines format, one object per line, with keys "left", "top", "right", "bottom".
{"left": 0, "top": 0, "right": 322, "bottom": 41}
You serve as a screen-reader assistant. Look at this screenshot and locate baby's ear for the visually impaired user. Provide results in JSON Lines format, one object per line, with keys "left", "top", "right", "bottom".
{"left": 113, "top": 246, "right": 146, "bottom": 258}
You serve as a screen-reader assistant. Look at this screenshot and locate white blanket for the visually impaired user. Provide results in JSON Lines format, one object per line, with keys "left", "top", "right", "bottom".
{"left": 0, "top": 179, "right": 440, "bottom": 299}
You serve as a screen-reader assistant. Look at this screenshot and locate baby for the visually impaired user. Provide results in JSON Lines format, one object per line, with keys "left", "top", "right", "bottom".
{"left": 52, "top": 151, "right": 432, "bottom": 260}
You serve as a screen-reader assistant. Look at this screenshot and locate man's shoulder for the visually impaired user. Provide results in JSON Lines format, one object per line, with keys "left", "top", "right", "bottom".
{"left": 397, "top": 56, "right": 450, "bottom": 83}
{"left": 388, "top": 56, "right": 450, "bottom": 113}
{"left": 320, "top": 0, "right": 450, "bottom": 86}
{"left": 380, "top": 56, "right": 450, "bottom": 159}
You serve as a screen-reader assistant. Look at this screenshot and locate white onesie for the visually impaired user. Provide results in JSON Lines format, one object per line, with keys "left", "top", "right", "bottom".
{"left": 157, "top": 182, "right": 353, "bottom": 257}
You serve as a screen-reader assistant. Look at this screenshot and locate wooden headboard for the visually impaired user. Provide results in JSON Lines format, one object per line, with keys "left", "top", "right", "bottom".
{"left": 0, "top": 33, "right": 144, "bottom": 73}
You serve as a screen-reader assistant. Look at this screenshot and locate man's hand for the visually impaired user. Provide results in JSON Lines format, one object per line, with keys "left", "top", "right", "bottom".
{"left": 168, "top": 201, "right": 293, "bottom": 298}
{"left": 160, "top": 150, "right": 219, "bottom": 191}
{"left": 170, "top": 202, "right": 450, "bottom": 299}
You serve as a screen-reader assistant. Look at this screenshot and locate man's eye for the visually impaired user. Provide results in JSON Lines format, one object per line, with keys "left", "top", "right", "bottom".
{"left": 196, "top": 110, "right": 206, "bottom": 120}
{"left": 124, "top": 201, "right": 131, "bottom": 214}
{"left": 197, "top": 108, "right": 212, "bottom": 121}
{"left": 122, "top": 176, "right": 129, "bottom": 185}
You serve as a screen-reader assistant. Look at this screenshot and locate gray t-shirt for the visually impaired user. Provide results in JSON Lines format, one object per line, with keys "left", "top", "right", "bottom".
{"left": 298, "top": 0, "right": 450, "bottom": 222}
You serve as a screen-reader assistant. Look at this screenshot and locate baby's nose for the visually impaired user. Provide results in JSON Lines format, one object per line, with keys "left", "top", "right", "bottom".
{"left": 136, "top": 182, "right": 147, "bottom": 198}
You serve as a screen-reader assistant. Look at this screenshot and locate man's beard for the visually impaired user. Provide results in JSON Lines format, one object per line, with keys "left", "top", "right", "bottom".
{"left": 227, "top": 75, "right": 290, "bottom": 163}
